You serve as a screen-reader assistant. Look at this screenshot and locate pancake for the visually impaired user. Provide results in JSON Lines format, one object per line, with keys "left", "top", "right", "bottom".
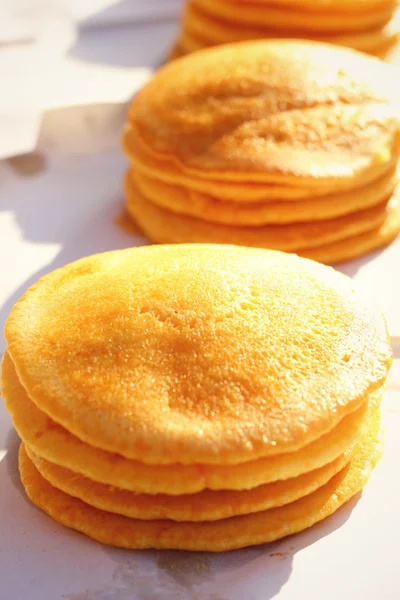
{"left": 183, "top": 2, "right": 400, "bottom": 52}
{"left": 3, "top": 352, "right": 380, "bottom": 494}
{"left": 169, "top": 41, "right": 186, "bottom": 60}
{"left": 174, "top": 30, "right": 212, "bottom": 53}
{"left": 125, "top": 180, "right": 392, "bottom": 250}
{"left": 4, "top": 244, "right": 391, "bottom": 464}
{"left": 175, "top": 28, "right": 399, "bottom": 61}
{"left": 301, "top": 195, "right": 400, "bottom": 264}
{"left": 193, "top": 0, "right": 395, "bottom": 32}
{"left": 230, "top": 0, "right": 394, "bottom": 11}
{"left": 25, "top": 445, "right": 351, "bottom": 522}
{"left": 135, "top": 102, "right": 399, "bottom": 186}
{"left": 175, "top": 30, "right": 399, "bottom": 62}
{"left": 129, "top": 41, "right": 399, "bottom": 185}
{"left": 125, "top": 131, "right": 395, "bottom": 201}
{"left": 372, "top": 35, "right": 400, "bottom": 59}
{"left": 129, "top": 166, "right": 398, "bottom": 225}
{"left": 126, "top": 184, "right": 400, "bottom": 263}
{"left": 18, "top": 407, "right": 383, "bottom": 551}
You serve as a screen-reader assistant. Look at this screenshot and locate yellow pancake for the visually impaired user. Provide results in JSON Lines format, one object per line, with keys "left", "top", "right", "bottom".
{"left": 183, "top": 2, "right": 399, "bottom": 52}
{"left": 136, "top": 102, "right": 399, "bottom": 186}
{"left": 5, "top": 245, "right": 391, "bottom": 465}
{"left": 5, "top": 244, "right": 391, "bottom": 464}
{"left": 301, "top": 195, "right": 400, "bottom": 264}
{"left": 3, "top": 352, "right": 379, "bottom": 494}
{"left": 18, "top": 408, "right": 383, "bottom": 551}
{"left": 125, "top": 130, "right": 396, "bottom": 200}
{"left": 26, "top": 446, "right": 351, "bottom": 522}
{"left": 174, "top": 28, "right": 399, "bottom": 61}
{"left": 169, "top": 41, "right": 186, "bottom": 60}
{"left": 125, "top": 179, "right": 393, "bottom": 251}
{"left": 3, "top": 247, "right": 391, "bottom": 465}
{"left": 231, "top": 0, "right": 394, "bottom": 12}
{"left": 129, "top": 41, "right": 399, "bottom": 185}
{"left": 193, "top": 0, "right": 395, "bottom": 32}
{"left": 372, "top": 35, "right": 400, "bottom": 59}
{"left": 129, "top": 166, "right": 398, "bottom": 225}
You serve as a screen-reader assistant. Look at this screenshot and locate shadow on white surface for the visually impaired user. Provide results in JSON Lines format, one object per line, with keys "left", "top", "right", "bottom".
{"left": 0, "top": 103, "right": 147, "bottom": 354}
{"left": 335, "top": 235, "right": 400, "bottom": 280}
{"left": 76, "top": 0, "right": 182, "bottom": 30}
{"left": 67, "top": 0, "right": 180, "bottom": 70}
{"left": 336, "top": 245, "right": 387, "bottom": 278}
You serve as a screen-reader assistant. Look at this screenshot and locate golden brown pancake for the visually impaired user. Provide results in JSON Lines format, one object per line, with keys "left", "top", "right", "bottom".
{"left": 129, "top": 166, "right": 398, "bottom": 225}
{"left": 193, "top": 0, "right": 395, "bottom": 32}
{"left": 174, "top": 30, "right": 398, "bottom": 61}
{"left": 183, "top": 2, "right": 399, "bottom": 52}
{"left": 136, "top": 102, "right": 399, "bottom": 185}
{"left": 125, "top": 130, "right": 394, "bottom": 200}
{"left": 302, "top": 200, "right": 400, "bottom": 263}
{"left": 18, "top": 406, "right": 383, "bottom": 551}
{"left": 25, "top": 445, "right": 351, "bottom": 522}
{"left": 3, "top": 352, "right": 380, "bottom": 494}
{"left": 4, "top": 245, "right": 391, "bottom": 465}
{"left": 232, "top": 0, "right": 394, "bottom": 11}
{"left": 372, "top": 34, "right": 400, "bottom": 59}
{"left": 125, "top": 179, "right": 394, "bottom": 250}
{"left": 169, "top": 41, "right": 186, "bottom": 60}
{"left": 126, "top": 185, "right": 400, "bottom": 263}
{"left": 129, "top": 41, "right": 400, "bottom": 186}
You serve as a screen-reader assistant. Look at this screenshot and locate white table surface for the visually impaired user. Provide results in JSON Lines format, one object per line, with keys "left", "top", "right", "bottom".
{"left": 0, "top": 10, "right": 400, "bottom": 600}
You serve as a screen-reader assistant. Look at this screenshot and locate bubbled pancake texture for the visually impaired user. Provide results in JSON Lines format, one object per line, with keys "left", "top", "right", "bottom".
{"left": 4, "top": 245, "right": 392, "bottom": 464}
{"left": 1, "top": 245, "right": 392, "bottom": 551}
{"left": 175, "top": 0, "right": 399, "bottom": 59}
{"left": 123, "top": 40, "right": 400, "bottom": 263}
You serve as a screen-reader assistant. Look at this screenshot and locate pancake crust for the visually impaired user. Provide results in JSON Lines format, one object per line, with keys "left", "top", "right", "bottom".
{"left": 125, "top": 131, "right": 394, "bottom": 200}
{"left": 302, "top": 197, "right": 400, "bottom": 264}
{"left": 5, "top": 245, "right": 391, "bottom": 465}
{"left": 193, "top": 0, "right": 395, "bottom": 31}
{"left": 18, "top": 408, "right": 383, "bottom": 551}
{"left": 146, "top": 103, "right": 398, "bottom": 184}
{"left": 129, "top": 41, "right": 399, "bottom": 184}
{"left": 26, "top": 446, "right": 350, "bottom": 522}
{"left": 372, "top": 34, "right": 400, "bottom": 59}
{"left": 126, "top": 187, "right": 400, "bottom": 263}
{"left": 184, "top": 2, "right": 399, "bottom": 52}
{"left": 2, "top": 352, "right": 381, "bottom": 494}
{"left": 228, "top": 0, "right": 394, "bottom": 11}
{"left": 5, "top": 244, "right": 392, "bottom": 464}
{"left": 125, "top": 179, "right": 394, "bottom": 250}
{"left": 129, "top": 167, "right": 398, "bottom": 225}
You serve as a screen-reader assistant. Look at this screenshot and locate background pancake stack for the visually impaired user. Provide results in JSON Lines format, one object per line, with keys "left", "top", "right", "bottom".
{"left": 1, "top": 245, "right": 393, "bottom": 551}
{"left": 173, "top": 0, "right": 400, "bottom": 59}
{"left": 123, "top": 40, "right": 400, "bottom": 265}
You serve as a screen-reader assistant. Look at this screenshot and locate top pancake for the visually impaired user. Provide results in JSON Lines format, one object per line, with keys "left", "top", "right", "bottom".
{"left": 4, "top": 245, "right": 392, "bottom": 465}
{"left": 129, "top": 41, "right": 400, "bottom": 186}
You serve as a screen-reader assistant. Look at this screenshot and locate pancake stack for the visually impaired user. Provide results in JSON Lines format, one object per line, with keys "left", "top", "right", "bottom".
{"left": 122, "top": 41, "right": 400, "bottom": 265}
{"left": 2, "top": 244, "right": 392, "bottom": 551}
{"left": 173, "top": 0, "right": 400, "bottom": 59}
